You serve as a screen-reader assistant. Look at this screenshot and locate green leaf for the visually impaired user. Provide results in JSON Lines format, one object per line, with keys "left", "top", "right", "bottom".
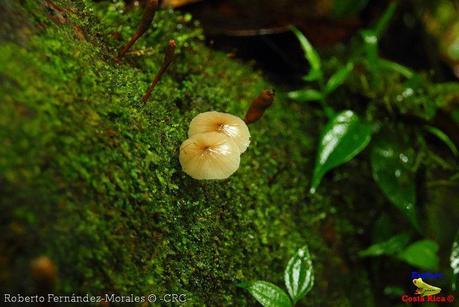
{"left": 284, "top": 246, "right": 314, "bottom": 303}
{"left": 398, "top": 240, "right": 439, "bottom": 270}
{"left": 451, "top": 232, "right": 459, "bottom": 290}
{"left": 239, "top": 281, "right": 292, "bottom": 307}
{"left": 291, "top": 27, "right": 322, "bottom": 81}
{"left": 359, "top": 233, "right": 410, "bottom": 257}
{"left": 310, "top": 110, "right": 372, "bottom": 193}
{"left": 370, "top": 133, "right": 420, "bottom": 232}
{"left": 302, "top": 70, "right": 322, "bottom": 82}
{"left": 288, "top": 89, "right": 323, "bottom": 102}
{"left": 373, "top": 3, "right": 397, "bottom": 38}
{"left": 324, "top": 62, "right": 354, "bottom": 95}
{"left": 425, "top": 126, "right": 458, "bottom": 156}
{"left": 380, "top": 59, "right": 415, "bottom": 79}
{"left": 332, "top": 0, "right": 369, "bottom": 18}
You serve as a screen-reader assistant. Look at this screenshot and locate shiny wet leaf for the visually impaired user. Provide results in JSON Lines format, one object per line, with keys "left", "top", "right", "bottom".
{"left": 310, "top": 110, "right": 372, "bottom": 193}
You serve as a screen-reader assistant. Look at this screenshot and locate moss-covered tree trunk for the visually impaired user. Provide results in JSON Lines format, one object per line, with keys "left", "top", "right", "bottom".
{"left": 0, "top": 0, "right": 416, "bottom": 306}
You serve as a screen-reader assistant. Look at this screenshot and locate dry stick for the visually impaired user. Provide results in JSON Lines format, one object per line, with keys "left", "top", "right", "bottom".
{"left": 142, "top": 39, "right": 176, "bottom": 103}
{"left": 116, "top": 0, "right": 159, "bottom": 62}
{"left": 244, "top": 89, "right": 275, "bottom": 124}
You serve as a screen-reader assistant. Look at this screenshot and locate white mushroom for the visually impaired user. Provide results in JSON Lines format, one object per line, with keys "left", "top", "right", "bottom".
{"left": 188, "top": 111, "right": 250, "bottom": 153}
{"left": 179, "top": 132, "right": 240, "bottom": 180}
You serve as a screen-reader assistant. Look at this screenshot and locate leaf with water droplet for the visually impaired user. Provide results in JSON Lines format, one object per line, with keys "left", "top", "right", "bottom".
{"left": 370, "top": 130, "right": 420, "bottom": 232}
{"left": 310, "top": 110, "right": 372, "bottom": 193}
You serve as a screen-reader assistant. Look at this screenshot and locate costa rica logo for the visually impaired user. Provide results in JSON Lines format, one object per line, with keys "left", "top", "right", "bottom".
{"left": 400, "top": 272, "right": 455, "bottom": 303}
{"left": 412, "top": 278, "right": 441, "bottom": 296}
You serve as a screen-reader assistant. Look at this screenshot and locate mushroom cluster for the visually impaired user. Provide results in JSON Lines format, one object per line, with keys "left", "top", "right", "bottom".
{"left": 179, "top": 111, "right": 250, "bottom": 180}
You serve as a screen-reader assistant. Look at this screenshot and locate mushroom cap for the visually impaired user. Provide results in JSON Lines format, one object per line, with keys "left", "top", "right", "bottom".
{"left": 179, "top": 132, "right": 241, "bottom": 180}
{"left": 188, "top": 111, "right": 250, "bottom": 153}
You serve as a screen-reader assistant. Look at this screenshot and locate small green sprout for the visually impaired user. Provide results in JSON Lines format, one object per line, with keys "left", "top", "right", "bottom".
{"left": 238, "top": 245, "right": 314, "bottom": 307}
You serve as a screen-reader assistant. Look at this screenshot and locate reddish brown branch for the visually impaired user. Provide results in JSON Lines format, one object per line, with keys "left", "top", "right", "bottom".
{"left": 244, "top": 89, "right": 275, "bottom": 124}
{"left": 116, "top": 0, "right": 159, "bottom": 62}
{"left": 142, "top": 39, "right": 176, "bottom": 103}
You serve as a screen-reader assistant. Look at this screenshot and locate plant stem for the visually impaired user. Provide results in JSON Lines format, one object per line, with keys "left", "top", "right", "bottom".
{"left": 317, "top": 76, "right": 334, "bottom": 119}
{"left": 116, "top": 0, "right": 159, "bottom": 62}
{"left": 320, "top": 98, "right": 335, "bottom": 119}
{"left": 142, "top": 39, "right": 176, "bottom": 103}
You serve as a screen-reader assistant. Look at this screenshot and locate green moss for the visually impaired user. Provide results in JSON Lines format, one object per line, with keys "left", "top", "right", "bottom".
{"left": 0, "top": 1, "right": 385, "bottom": 306}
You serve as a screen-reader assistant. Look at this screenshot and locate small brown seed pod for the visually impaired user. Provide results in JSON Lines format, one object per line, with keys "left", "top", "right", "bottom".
{"left": 244, "top": 89, "right": 275, "bottom": 124}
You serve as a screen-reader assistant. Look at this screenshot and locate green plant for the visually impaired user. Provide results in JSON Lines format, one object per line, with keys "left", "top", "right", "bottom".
{"left": 288, "top": 4, "right": 459, "bottom": 280}
{"left": 288, "top": 27, "right": 353, "bottom": 119}
{"left": 239, "top": 246, "right": 314, "bottom": 307}
{"left": 358, "top": 234, "right": 440, "bottom": 270}
{"left": 288, "top": 4, "right": 457, "bottom": 234}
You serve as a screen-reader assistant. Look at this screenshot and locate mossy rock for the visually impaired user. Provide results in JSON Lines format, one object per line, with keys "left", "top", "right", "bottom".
{"left": 0, "top": 1, "right": 377, "bottom": 305}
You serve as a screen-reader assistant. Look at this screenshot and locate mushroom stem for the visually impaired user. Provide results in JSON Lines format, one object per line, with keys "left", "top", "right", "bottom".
{"left": 116, "top": 0, "right": 159, "bottom": 62}
{"left": 244, "top": 89, "right": 275, "bottom": 124}
{"left": 142, "top": 39, "right": 176, "bottom": 103}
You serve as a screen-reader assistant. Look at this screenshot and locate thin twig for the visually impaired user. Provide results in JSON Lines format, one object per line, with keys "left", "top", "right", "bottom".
{"left": 142, "top": 39, "right": 176, "bottom": 103}
{"left": 244, "top": 89, "right": 275, "bottom": 124}
{"left": 116, "top": 0, "right": 159, "bottom": 62}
